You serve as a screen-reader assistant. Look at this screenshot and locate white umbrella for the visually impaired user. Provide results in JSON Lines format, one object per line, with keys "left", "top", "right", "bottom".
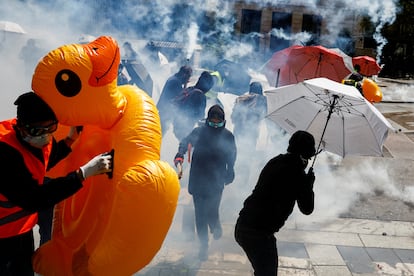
{"left": 265, "top": 78, "right": 394, "bottom": 165}
{"left": 0, "top": 21, "right": 26, "bottom": 34}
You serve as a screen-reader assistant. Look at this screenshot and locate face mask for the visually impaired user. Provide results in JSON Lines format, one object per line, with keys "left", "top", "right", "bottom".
{"left": 23, "top": 133, "right": 52, "bottom": 148}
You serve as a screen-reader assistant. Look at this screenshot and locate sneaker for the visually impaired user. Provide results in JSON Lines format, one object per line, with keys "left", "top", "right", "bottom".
{"left": 213, "top": 225, "right": 222, "bottom": 240}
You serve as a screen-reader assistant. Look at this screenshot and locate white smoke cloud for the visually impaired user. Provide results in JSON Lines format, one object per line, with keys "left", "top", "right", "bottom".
{"left": 269, "top": 28, "right": 313, "bottom": 45}
{"left": 353, "top": 1, "right": 398, "bottom": 61}
{"left": 186, "top": 22, "right": 199, "bottom": 60}
{"left": 0, "top": 1, "right": 410, "bottom": 261}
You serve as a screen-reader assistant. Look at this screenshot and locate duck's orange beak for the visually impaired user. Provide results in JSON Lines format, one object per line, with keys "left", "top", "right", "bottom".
{"left": 83, "top": 36, "right": 120, "bottom": 87}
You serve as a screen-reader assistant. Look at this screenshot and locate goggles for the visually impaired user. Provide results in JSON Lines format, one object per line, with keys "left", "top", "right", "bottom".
{"left": 23, "top": 121, "right": 58, "bottom": 137}
{"left": 207, "top": 120, "right": 225, "bottom": 128}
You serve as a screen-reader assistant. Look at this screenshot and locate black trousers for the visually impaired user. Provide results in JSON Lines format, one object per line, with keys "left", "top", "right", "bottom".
{"left": 192, "top": 190, "right": 223, "bottom": 247}
{"left": 0, "top": 230, "right": 35, "bottom": 276}
{"left": 234, "top": 219, "right": 278, "bottom": 276}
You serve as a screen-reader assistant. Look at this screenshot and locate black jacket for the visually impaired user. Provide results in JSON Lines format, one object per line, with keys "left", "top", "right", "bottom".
{"left": 157, "top": 74, "right": 185, "bottom": 114}
{"left": 177, "top": 124, "right": 237, "bottom": 196}
{"left": 237, "top": 153, "right": 314, "bottom": 234}
{"left": 0, "top": 130, "right": 82, "bottom": 212}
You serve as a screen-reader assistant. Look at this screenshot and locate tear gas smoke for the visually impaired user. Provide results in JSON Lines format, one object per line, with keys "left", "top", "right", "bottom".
{"left": 0, "top": 0, "right": 411, "bottom": 267}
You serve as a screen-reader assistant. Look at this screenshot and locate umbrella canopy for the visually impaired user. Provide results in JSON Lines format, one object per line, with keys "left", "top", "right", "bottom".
{"left": 330, "top": 48, "right": 354, "bottom": 73}
{"left": 0, "top": 21, "right": 26, "bottom": 34}
{"left": 262, "top": 45, "right": 352, "bottom": 87}
{"left": 261, "top": 45, "right": 303, "bottom": 87}
{"left": 265, "top": 78, "right": 393, "bottom": 159}
{"left": 352, "top": 56, "right": 381, "bottom": 76}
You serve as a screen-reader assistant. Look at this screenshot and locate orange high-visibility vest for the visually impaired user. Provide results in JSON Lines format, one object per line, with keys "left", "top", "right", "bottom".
{"left": 0, "top": 119, "right": 52, "bottom": 238}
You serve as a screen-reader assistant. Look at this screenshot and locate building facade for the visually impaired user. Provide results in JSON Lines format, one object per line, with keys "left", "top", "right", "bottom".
{"left": 232, "top": 1, "right": 376, "bottom": 59}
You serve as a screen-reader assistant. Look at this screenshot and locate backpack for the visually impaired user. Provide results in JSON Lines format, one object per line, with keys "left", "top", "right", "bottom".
{"left": 232, "top": 94, "right": 267, "bottom": 124}
{"left": 172, "top": 86, "right": 203, "bottom": 109}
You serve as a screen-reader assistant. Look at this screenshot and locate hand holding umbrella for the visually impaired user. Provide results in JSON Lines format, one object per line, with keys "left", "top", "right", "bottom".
{"left": 265, "top": 78, "right": 395, "bottom": 169}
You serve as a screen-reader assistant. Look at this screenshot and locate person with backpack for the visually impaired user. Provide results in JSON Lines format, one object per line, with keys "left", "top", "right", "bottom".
{"left": 174, "top": 104, "right": 237, "bottom": 261}
{"left": 157, "top": 66, "right": 193, "bottom": 136}
{"left": 172, "top": 71, "right": 214, "bottom": 141}
{"left": 231, "top": 82, "right": 267, "bottom": 149}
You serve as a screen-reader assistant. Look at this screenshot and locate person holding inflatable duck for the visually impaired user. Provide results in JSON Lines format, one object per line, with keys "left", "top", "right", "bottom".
{"left": 0, "top": 92, "right": 112, "bottom": 276}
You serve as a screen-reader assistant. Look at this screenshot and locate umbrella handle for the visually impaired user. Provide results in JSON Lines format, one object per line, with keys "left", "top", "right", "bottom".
{"left": 310, "top": 95, "right": 339, "bottom": 169}
{"left": 309, "top": 149, "right": 323, "bottom": 170}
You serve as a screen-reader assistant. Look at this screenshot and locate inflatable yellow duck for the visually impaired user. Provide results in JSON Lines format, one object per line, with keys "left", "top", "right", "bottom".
{"left": 31, "top": 36, "right": 180, "bottom": 275}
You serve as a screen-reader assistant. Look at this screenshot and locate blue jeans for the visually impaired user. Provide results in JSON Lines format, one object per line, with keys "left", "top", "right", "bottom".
{"left": 234, "top": 219, "right": 278, "bottom": 276}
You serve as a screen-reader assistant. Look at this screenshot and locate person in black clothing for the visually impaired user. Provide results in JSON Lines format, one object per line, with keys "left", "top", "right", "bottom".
{"left": 174, "top": 105, "right": 237, "bottom": 261}
{"left": 234, "top": 130, "right": 316, "bottom": 276}
{"left": 172, "top": 71, "right": 214, "bottom": 141}
{"left": 157, "top": 65, "right": 193, "bottom": 136}
{"left": 0, "top": 92, "right": 112, "bottom": 276}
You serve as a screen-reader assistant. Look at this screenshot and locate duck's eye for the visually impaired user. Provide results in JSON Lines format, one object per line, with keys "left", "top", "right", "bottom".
{"left": 55, "top": 69, "right": 81, "bottom": 97}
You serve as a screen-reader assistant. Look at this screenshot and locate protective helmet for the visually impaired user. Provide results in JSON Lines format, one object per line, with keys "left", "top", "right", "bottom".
{"left": 287, "top": 130, "right": 316, "bottom": 159}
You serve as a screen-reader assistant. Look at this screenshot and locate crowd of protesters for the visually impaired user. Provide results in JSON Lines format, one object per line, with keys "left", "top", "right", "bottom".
{"left": 0, "top": 39, "right": 316, "bottom": 276}
{"left": 114, "top": 42, "right": 317, "bottom": 274}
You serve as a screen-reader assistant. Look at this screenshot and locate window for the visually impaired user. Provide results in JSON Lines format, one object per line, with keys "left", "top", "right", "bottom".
{"left": 302, "top": 14, "right": 322, "bottom": 44}
{"left": 270, "top": 12, "right": 292, "bottom": 52}
{"left": 241, "top": 9, "right": 262, "bottom": 51}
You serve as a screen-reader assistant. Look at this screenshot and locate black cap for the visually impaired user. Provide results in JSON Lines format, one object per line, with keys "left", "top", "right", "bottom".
{"left": 287, "top": 130, "right": 316, "bottom": 159}
{"left": 14, "top": 92, "right": 57, "bottom": 125}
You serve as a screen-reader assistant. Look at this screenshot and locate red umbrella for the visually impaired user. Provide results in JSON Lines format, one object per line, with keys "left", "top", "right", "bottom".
{"left": 352, "top": 56, "right": 381, "bottom": 76}
{"left": 262, "top": 45, "right": 352, "bottom": 87}
{"left": 261, "top": 45, "right": 303, "bottom": 87}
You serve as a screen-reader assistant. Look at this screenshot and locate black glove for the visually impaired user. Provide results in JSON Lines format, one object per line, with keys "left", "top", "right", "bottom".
{"left": 174, "top": 153, "right": 184, "bottom": 167}
{"left": 225, "top": 168, "right": 235, "bottom": 185}
{"left": 306, "top": 168, "right": 315, "bottom": 189}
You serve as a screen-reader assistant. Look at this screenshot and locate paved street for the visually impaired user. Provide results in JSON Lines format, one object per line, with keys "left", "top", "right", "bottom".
{"left": 136, "top": 78, "right": 414, "bottom": 276}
